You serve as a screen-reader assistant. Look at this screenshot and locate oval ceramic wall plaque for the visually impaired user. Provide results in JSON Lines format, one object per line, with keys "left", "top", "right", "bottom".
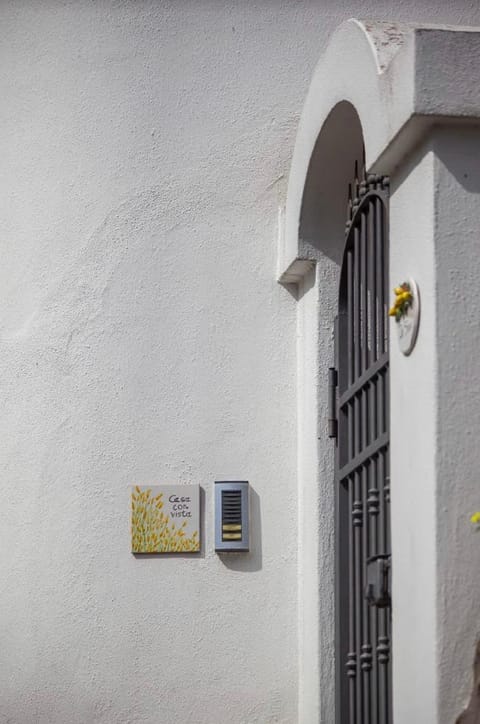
{"left": 394, "top": 278, "right": 420, "bottom": 356}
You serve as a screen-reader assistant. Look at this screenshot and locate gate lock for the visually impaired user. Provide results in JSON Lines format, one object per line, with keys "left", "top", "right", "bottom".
{"left": 365, "top": 554, "right": 391, "bottom": 608}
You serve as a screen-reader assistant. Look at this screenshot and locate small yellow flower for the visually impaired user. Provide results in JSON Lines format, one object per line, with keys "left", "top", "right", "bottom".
{"left": 388, "top": 307, "right": 397, "bottom": 317}
{"left": 470, "top": 512, "right": 480, "bottom": 524}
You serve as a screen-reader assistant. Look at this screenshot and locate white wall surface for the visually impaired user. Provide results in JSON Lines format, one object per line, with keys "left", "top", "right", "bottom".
{"left": 3, "top": 3, "right": 480, "bottom": 724}
{"left": 390, "top": 143, "right": 438, "bottom": 723}
{"left": 433, "top": 127, "right": 480, "bottom": 723}
{"left": 390, "top": 126, "right": 480, "bottom": 724}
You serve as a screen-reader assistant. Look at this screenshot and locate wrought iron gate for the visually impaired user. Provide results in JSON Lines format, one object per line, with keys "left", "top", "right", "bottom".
{"left": 332, "top": 168, "right": 392, "bottom": 724}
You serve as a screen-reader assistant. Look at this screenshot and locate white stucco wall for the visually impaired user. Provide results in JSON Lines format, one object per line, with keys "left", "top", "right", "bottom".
{"left": 390, "top": 125, "right": 480, "bottom": 724}
{"left": 390, "top": 143, "right": 438, "bottom": 723}
{"left": 433, "top": 127, "right": 480, "bottom": 722}
{"left": 4, "top": 3, "right": 480, "bottom": 724}
{"left": 1, "top": 4, "right": 305, "bottom": 722}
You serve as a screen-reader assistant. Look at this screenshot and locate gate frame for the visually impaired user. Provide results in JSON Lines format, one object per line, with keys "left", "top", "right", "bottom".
{"left": 278, "top": 18, "right": 480, "bottom": 724}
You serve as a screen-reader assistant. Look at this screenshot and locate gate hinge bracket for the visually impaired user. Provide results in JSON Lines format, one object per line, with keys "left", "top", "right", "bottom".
{"left": 328, "top": 367, "right": 338, "bottom": 439}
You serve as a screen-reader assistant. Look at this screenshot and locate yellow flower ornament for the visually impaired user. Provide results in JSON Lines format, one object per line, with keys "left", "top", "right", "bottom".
{"left": 470, "top": 512, "right": 480, "bottom": 525}
{"left": 389, "top": 282, "right": 413, "bottom": 322}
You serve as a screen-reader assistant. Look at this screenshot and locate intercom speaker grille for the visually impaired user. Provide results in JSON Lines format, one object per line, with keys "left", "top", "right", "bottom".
{"left": 221, "top": 490, "right": 242, "bottom": 540}
{"left": 215, "top": 480, "right": 249, "bottom": 552}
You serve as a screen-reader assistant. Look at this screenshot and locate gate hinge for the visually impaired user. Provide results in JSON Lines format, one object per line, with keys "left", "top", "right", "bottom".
{"left": 328, "top": 367, "right": 338, "bottom": 439}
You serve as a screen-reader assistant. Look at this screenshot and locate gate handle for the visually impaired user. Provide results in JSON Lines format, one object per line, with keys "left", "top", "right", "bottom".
{"left": 365, "top": 554, "right": 391, "bottom": 608}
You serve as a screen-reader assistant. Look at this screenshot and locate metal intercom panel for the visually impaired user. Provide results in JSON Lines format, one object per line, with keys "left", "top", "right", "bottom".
{"left": 214, "top": 481, "right": 249, "bottom": 552}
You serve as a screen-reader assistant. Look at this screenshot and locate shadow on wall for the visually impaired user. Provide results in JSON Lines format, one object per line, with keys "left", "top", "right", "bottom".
{"left": 218, "top": 486, "right": 262, "bottom": 572}
{"left": 300, "top": 100, "right": 365, "bottom": 266}
{"left": 435, "top": 125, "right": 480, "bottom": 194}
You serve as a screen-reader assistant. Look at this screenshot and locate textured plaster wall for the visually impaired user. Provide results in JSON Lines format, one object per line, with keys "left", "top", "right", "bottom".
{"left": 434, "top": 127, "right": 480, "bottom": 723}
{"left": 3, "top": 3, "right": 480, "bottom": 724}
{"left": 1, "top": 3, "right": 307, "bottom": 723}
{"left": 386, "top": 128, "right": 480, "bottom": 724}
{"left": 390, "top": 144, "right": 438, "bottom": 723}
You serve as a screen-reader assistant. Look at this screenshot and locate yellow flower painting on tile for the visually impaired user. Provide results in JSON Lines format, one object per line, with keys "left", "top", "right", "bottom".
{"left": 131, "top": 486, "right": 200, "bottom": 553}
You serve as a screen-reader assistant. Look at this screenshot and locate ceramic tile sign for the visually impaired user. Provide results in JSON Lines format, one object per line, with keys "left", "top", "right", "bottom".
{"left": 131, "top": 485, "right": 200, "bottom": 553}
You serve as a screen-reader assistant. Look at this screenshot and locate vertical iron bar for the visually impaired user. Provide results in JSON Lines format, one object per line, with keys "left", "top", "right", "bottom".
{"left": 336, "top": 310, "right": 350, "bottom": 724}
{"left": 354, "top": 207, "right": 363, "bottom": 722}
{"left": 377, "top": 451, "right": 388, "bottom": 723}
{"left": 347, "top": 475, "right": 356, "bottom": 724}
{"left": 383, "top": 201, "right": 389, "bottom": 351}
{"left": 369, "top": 456, "right": 379, "bottom": 724}
{"left": 385, "top": 447, "right": 392, "bottom": 724}
{"left": 371, "top": 192, "right": 380, "bottom": 723}
{"left": 361, "top": 462, "right": 371, "bottom": 723}
{"left": 367, "top": 200, "right": 376, "bottom": 448}
{"left": 346, "top": 248, "right": 356, "bottom": 723}
{"left": 384, "top": 188, "right": 392, "bottom": 724}
{"left": 348, "top": 251, "right": 354, "bottom": 387}
{"left": 348, "top": 400, "right": 355, "bottom": 480}
{"left": 353, "top": 212, "right": 361, "bottom": 724}
{"left": 361, "top": 210, "right": 367, "bottom": 375}
{"left": 384, "top": 189, "right": 392, "bottom": 724}
{"left": 376, "top": 197, "right": 385, "bottom": 356}
{"left": 359, "top": 192, "right": 371, "bottom": 720}
{"left": 361, "top": 198, "right": 371, "bottom": 720}
{"left": 353, "top": 468, "right": 363, "bottom": 723}
{"left": 368, "top": 196, "right": 377, "bottom": 365}
{"left": 354, "top": 225, "right": 361, "bottom": 381}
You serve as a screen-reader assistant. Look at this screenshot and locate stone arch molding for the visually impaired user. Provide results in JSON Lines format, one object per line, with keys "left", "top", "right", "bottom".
{"left": 278, "top": 18, "right": 480, "bottom": 283}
